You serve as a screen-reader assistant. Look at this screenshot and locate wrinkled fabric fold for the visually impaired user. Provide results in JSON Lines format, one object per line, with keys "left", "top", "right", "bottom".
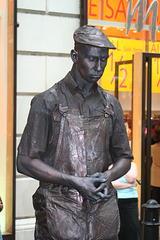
{"left": 33, "top": 105, "right": 120, "bottom": 240}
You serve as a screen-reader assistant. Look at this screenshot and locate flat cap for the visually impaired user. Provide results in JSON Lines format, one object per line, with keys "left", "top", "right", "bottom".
{"left": 73, "top": 25, "right": 116, "bottom": 49}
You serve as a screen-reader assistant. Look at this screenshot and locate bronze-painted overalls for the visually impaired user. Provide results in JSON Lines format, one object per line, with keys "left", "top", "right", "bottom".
{"left": 33, "top": 90, "right": 120, "bottom": 240}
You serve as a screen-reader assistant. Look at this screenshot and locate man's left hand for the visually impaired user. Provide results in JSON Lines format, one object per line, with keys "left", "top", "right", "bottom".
{"left": 90, "top": 171, "right": 112, "bottom": 203}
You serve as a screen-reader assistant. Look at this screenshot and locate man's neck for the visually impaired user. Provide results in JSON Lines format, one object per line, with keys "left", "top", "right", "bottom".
{"left": 70, "top": 65, "right": 96, "bottom": 97}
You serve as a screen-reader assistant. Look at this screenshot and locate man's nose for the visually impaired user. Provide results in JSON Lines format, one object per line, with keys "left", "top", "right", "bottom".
{"left": 95, "top": 59, "right": 102, "bottom": 72}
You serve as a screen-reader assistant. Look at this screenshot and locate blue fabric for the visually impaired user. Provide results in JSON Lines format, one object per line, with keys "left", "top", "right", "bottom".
{"left": 0, "top": 228, "right": 3, "bottom": 240}
{"left": 116, "top": 176, "right": 138, "bottom": 199}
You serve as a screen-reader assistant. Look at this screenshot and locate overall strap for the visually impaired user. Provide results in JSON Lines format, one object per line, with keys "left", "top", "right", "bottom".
{"left": 49, "top": 84, "right": 60, "bottom": 105}
{"left": 49, "top": 83, "right": 68, "bottom": 116}
{"left": 98, "top": 87, "right": 114, "bottom": 117}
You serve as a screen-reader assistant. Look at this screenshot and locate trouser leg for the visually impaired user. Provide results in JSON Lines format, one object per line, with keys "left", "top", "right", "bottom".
{"left": 118, "top": 199, "right": 140, "bottom": 240}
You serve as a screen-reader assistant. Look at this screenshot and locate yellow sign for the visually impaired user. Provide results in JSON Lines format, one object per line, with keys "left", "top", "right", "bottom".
{"left": 149, "top": 42, "right": 160, "bottom": 93}
{"left": 101, "top": 38, "right": 145, "bottom": 92}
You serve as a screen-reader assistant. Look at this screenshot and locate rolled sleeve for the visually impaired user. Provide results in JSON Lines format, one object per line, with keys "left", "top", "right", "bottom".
{"left": 109, "top": 99, "right": 133, "bottom": 162}
{"left": 18, "top": 95, "right": 50, "bottom": 160}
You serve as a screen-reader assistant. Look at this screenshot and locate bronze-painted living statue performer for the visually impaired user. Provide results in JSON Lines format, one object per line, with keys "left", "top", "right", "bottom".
{"left": 17, "top": 25, "right": 133, "bottom": 240}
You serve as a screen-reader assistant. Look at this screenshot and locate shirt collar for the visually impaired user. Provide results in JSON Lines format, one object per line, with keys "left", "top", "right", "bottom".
{"left": 64, "top": 72, "right": 98, "bottom": 96}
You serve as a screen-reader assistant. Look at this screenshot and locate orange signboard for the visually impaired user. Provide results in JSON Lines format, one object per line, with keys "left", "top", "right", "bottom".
{"left": 88, "top": 0, "right": 99, "bottom": 19}
{"left": 88, "top": 0, "right": 160, "bottom": 41}
{"left": 102, "top": 0, "right": 129, "bottom": 23}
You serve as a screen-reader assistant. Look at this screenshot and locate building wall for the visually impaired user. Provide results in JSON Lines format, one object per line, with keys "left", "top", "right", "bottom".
{"left": 16, "top": 1, "right": 80, "bottom": 239}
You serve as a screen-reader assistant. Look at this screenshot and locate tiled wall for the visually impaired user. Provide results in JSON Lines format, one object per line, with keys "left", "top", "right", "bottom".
{"left": 16, "top": 1, "right": 80, "bottom": 239}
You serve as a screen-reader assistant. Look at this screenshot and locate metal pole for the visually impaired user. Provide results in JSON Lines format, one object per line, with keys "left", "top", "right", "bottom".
{"left": 142, "top": 199, "right": 160, "bottom": 240}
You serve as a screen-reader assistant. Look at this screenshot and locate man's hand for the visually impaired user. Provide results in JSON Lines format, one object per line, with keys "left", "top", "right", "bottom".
{"left": 70, "top": 176, "right": 107, "bottom": 203}
{"left": 90, "top": 171, "right": 112, "bottom": 203}
{"left": 90, "top": 158, "right": 131, "bottom": 203}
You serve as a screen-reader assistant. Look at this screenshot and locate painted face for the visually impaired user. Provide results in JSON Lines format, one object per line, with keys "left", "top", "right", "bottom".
{"left": 77, "top": 45, "right": 109, "bottom": 84}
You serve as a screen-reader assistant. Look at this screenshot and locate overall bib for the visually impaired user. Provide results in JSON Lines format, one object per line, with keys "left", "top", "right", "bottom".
{"left": 33, "top": 95, "right": 120, "bottom": 240}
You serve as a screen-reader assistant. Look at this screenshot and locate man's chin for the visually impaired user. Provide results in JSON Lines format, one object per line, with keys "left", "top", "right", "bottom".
{"left": 91, "top": 76, "right": 101, "bottom": 81}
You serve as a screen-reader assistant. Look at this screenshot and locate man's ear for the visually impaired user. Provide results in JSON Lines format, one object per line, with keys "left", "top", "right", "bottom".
{"left": 71, "top": 49, "right": 78, "bottom": 63}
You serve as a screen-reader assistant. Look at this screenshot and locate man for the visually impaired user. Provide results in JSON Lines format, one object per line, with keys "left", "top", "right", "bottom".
{"left": 17, "top": 25, "right": 133, "bottom": 240}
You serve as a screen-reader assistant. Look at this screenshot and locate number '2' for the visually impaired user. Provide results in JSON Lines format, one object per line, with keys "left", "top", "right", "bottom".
{"left": 119, "top": 68, "right": 127, "bottom": 88}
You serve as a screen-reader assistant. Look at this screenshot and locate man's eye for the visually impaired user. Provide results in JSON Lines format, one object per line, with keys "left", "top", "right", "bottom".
{"left": 89, "top": 57, "right": 95, "bottom": 61}
{"left": 101, "top": 57, "right": 107, "bottom": 62}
